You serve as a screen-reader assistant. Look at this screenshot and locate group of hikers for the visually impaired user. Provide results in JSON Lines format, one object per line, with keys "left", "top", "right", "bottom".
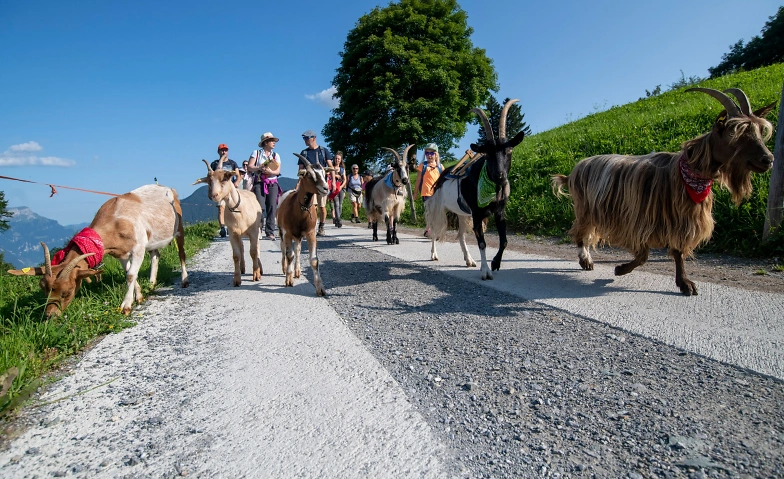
{"left": 209, "top": 130, "right": 445, "bottom": 240}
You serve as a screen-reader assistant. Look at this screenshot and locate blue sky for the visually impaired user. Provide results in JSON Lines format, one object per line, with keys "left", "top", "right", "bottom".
{"left": 1, "top": 0, "right": 780, "bottom": 225}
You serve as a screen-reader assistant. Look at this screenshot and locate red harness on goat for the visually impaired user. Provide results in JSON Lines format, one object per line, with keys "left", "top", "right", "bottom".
{"left": 51, "top": 227, "right": 104, "bottom": 268}
{"left": 679, "top": 153, "right": 713, "bottom": 204}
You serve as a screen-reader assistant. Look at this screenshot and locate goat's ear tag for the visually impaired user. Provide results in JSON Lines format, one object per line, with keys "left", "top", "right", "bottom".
{"left": 22, "top": 267, "right": 31, "bottom": 273}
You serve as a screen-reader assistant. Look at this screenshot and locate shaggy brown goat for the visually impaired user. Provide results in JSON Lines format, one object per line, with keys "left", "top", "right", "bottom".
{"left": 552, "top": 87, "right": 775, "bottom": 295}
{"left": 8, "top": 185, "right": 190, "bottom": 316}
{"left": 276, "top": 153, "right": 332, "bottom": 296}
{"left": 194, "top": 159, "right": 263, "bottom": 286}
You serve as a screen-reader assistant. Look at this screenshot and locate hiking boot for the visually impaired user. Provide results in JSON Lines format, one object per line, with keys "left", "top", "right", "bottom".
{"left": 219, "top": 225, "right": 227, "bottom": 238}
{"left": 317, "top": 223, "right": 325, "bottom": 236}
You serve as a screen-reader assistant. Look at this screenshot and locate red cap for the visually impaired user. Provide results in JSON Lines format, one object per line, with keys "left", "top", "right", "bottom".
{"left": 218, "top": 143, "right": 229, "bottom": 151}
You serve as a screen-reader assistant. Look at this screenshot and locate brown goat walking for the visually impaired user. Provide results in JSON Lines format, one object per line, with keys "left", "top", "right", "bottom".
{"left": 9, "top": 185, "right": 190, "bottom": 316}
{"left": 194, "top": 159, "right": 263, "bottom": 286}
{"left": 552, "top": 87, "right": 776, "bottom": 295}
{"left": 276, "top": 153, "right": 332, "bottom": 296}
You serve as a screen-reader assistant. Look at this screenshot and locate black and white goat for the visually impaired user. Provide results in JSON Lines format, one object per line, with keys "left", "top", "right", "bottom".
{"left": 425, "top": 99, "right": 527, "bottom": 279}
{"left": 364, "top": 145, "right": 413, "bottom": 244}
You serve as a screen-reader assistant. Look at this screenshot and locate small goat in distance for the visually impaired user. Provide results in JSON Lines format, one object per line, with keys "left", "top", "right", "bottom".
{"left": 364, "top": 145, "right": 412, "bottom": 244}
{"left": 194, "top": 159, "right": 263, "bottom": 286}
{"left": 552, "top": 87, "right": 776, "bottom": 295}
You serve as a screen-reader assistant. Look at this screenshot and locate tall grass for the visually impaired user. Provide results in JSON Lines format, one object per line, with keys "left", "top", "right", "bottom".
{"left": 404, "top": 64, "right": 783, "bottom": 256}
{"left": 0, "top": 222, "right": 217, "bottom": 413}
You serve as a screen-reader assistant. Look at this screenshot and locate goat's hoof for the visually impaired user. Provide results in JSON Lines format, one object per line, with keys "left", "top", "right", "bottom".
{"left": 491, "top": 260, "right": 501, "bottom": 271}
{"left": 233, "top": 281, "right": 241, "bottom": 287}
{"left": 316, "top": 287, "right": 326, "bottom": 297}
{"left": 121, "top": 307, "right": 132, "bottom": 316}
{"left": 431, "top": 255, "right": 438, "bottom": 261}
{"left": 481, "top": 271, "right": 494, "bottom": 281}
{"left": 579, "top": 259, "right": 594, "bottom": 271}
{"left": 181, "top": 280, "right": 190, "bottom": 288}
{"left": 394, "top": 237, "right": 399, "bottom": 244}
{"left": 677, "top": 279, "right": 698, "bottom": 296}
{"left": 467, "top": 260, "right": 476, "bottom": 267}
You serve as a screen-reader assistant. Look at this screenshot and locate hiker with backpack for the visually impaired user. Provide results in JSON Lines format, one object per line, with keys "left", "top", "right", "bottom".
{"left": 415, "top": 143, "right": 444, "bottom": 237}
{"left": 300, "top": 129, "right": 333, "bottom": 236}
{"left": 346, "top": 163, "right": 365, "bottom": 223}
{"left": 248, "top": 132, "right": 282, "bottom": 241}
{"left": 328, "top": 151, "right": 347, "bottom": 228}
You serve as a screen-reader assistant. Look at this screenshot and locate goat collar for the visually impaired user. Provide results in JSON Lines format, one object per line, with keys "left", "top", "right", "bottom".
{"left": 299, "top": 192, "right": 315, "bottom": 218}
{"left": 52, "top": 228, "right": 104, "bottom": 268}
{"left": 383, "top": 170, "right": 405, "bottom": 195}
{"left": 227, "top": 189, "right": 242, "bottom": 213}
{"left": 679, "top": 152, "right": 713, "bottom": 204}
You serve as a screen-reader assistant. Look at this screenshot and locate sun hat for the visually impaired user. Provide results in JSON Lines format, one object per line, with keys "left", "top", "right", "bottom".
{"left": 424, "top": 143, "right": 438, "bottom": 153}
{"left": 218, "top": 143, "right": 229, "bottom": 151}
{"left": 258, "top": 132, "right": 279, "bottom": 147}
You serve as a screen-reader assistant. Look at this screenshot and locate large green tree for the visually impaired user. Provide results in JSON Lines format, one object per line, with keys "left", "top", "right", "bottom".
{"left": 709, "top": 6, "right": 784, "bottom": 78}
{"left": 324, "top": 0, "right": 498, "bottom": 170}
{"left": 476, "top": 96, "right": 532, "bottom": 145}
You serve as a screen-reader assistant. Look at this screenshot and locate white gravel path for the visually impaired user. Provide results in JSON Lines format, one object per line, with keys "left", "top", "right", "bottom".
{"left": 0, "top": 237, "right": 448, "bottom": 478}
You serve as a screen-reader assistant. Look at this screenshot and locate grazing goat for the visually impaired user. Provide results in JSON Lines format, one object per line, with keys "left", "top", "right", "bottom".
{"left": 9, "top": 185, "right": 190, "bottom": 316}
{"left": 552, "top": 87, "right": 775, "bottom": 295}
{"left": 276, "top": 153, "right": 332, "bottom": 296}
{"left": 425, "top": 100, "right": 527, "bottom": 279}
{"left": 194, "top": 159, "right": 263, "bottom": 286}
{"left": 364, "top": 145, "right": 412, "bottom": 244}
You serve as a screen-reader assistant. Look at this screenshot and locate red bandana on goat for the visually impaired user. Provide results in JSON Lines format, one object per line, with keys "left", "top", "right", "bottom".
{"left": 51, "top": 227, "right": 104, "bottom": 268}
{"left": 679, "top": 153, "right": 713, "bottom": 204}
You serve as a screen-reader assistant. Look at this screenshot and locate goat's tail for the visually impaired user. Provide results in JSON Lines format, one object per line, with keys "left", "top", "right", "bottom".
{"left": 551, "top": 174, "right": 570, "bottom": 198}
{"left": 425, "top": 189, "right": 450, "bottom": 242}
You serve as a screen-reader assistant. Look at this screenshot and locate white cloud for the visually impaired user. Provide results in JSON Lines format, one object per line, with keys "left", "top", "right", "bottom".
{"left": 9, "top": 141, "right": 43, "bottom": 152}
{"left": 0, "top": 142, "right": 75, "bottom": 167}
{"left": 305, "top": 86, "right": 340, "bottom": 108}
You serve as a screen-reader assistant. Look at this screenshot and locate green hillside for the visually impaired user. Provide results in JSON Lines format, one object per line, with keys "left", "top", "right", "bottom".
{"left": 507, "top": 63, "right": 783, "bottom": 256}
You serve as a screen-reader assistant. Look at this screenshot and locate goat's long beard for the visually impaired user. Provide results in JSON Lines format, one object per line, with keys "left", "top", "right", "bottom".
{"left": 718, "top": 160, "right": 754, "bottom": 206}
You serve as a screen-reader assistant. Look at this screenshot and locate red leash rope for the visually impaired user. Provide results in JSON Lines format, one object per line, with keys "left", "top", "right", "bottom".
{"left": 0, "top": 175, "right": 119, "bottom": 197}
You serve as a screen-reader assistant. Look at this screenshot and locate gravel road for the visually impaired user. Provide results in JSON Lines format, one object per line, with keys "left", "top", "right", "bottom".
{"left": 1, "top": 226, "right": 782, "bottom": 478}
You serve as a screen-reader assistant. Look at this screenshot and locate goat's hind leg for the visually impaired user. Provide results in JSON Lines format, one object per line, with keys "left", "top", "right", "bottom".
{"left": 294, "top": 238, "right": 302, "bottom": 279}
{"left": 615, "top": 247, "right": 649, "bottom": 276}
{"left": 175, "top": 216, "right": 189, "bottom": 287}
{"left": 671, "top": 248, "right": 697, "bottom": 296}
{"left": 472, "top": 214, "right": 492, "bottom": 280}
{"left": 148, "top": 250, "right": 160, "bottom": 286}
{"left": 457, "top": 215, "right": 476, "bottom": 267}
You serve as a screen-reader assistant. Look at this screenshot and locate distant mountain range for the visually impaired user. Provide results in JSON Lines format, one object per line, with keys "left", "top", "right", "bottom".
{"left": 0, "top": 207, "right": 89, "bottom": 269}
{"left": 181, "top": 177, "right": 298, "bottom": 225}
{"left": 1, "top": 178, "right": 299, "bottom": 268}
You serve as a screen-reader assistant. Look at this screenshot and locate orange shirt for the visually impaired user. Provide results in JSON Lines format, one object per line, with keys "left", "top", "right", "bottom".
{"left": 417, "top": 162, "right": 443, "bottom": 198}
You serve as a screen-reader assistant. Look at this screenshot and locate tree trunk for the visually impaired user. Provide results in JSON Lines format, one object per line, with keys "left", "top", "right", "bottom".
{"left": 762, "top": 81, "right": 784, "bottom": 241}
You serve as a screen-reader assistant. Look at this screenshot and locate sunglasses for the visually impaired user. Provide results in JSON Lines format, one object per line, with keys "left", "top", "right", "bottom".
{"left": 425, "top": 151, "right": 436, "bottom": 156}
{"left": 302, "top": 135, "right": 315, "bottom": 140}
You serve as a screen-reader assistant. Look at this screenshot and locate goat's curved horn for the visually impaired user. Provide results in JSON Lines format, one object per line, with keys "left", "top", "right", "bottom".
{"left": 41, "top": 242, "right": 52, "bottom": 277}
{"left": 402, "top": 144, "right": 415, "bottom": 165}
{"left": 202, "top": 159, "right": 213, "bottom": 172}
{"left": 57, "top": 253, "right": 95, "bottom": 279}
{"left": 471, "top": 107, "right": 495, "bottom": 143}
{"left": 499, "top": 98, "right": 520, "bottom": 140}
{"left": 723, "top": 88, "right": 752, "bottom": 116}
{"left": 382, "top": 147, "right": 401, "bottom": 162}
{"left": 686, "top": 88, "right": 741, "bottom": 117}
{"left": 293, "top": 153, "right": 312, "bottom": 169}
